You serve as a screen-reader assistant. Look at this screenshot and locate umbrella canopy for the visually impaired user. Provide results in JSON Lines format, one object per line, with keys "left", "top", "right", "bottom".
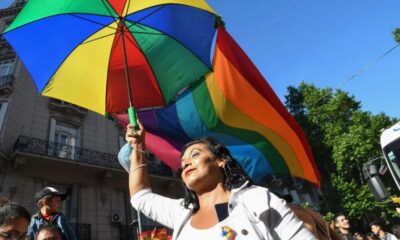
{"left": 3, "top": 0, "right": 218, "bottom": 115}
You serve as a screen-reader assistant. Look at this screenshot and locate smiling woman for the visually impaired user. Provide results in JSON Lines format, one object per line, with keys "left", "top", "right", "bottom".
{"left": 120, "top": 123, "right": 317, "bottom": 240}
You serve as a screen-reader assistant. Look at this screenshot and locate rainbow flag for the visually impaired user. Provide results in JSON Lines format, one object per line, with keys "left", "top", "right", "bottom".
{"left": 116, "top": 27, "right": 320, "bottom": 185}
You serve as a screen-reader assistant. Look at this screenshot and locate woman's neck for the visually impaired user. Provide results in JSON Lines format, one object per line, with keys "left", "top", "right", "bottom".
{"left": 196, "top": 183, "right": 230, "bottom": 209}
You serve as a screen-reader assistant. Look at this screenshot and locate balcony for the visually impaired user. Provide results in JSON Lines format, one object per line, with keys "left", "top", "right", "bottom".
{"left": 0, "top": 74, "right": 14, "bottom": 95}
{"left": 13, "top": 135, "right": 174, "bottom": 177}
{"left": 14, "top": 135, "right": 120, "bottom": 169}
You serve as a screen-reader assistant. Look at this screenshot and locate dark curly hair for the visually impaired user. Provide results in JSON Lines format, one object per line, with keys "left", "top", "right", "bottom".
{"left": 0, "top": 201, "right": 31, "bottom": 226}
{"left": 179, "top": 137, "right": 252, "bottom": 213}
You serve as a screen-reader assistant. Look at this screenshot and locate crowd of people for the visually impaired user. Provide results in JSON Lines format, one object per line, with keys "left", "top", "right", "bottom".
{"left": 0, "top": 123, "right": 398, "bottom": 240}
{"left": 332, "top": 213, "right": 399, "bottom": 240}
{"left": 0, "top": 186, "right": 76, "bottom": 240}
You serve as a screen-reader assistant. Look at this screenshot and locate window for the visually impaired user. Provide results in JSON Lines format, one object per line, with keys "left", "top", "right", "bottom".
{"left": 49, "top": 119, "right": 80, "bottom": 159}
{"left": 0, "top": 59, "right": 15, "bottom": 77}
{"left": 0, "top": 102, "right": 8, "bottom": 132}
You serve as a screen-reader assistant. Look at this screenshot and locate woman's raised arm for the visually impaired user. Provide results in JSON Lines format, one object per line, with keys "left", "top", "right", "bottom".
{"left": 126, "top": 122, "right": 151, "bottom": 197}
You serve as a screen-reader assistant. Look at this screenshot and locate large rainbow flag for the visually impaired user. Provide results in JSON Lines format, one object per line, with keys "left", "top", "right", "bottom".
{"left": 116, "top": 27, "right": 320, "bottom": 186}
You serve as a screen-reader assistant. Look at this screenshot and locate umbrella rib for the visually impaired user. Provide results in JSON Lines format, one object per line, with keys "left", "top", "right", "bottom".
{"left": 128, "top": 31, "right": 165, "bottom": 36}
{"left": 125, "top": 5, "right": 167, "bottom": 30}
{"left": 123, "top": 0, "right": 132, "bottom": 20}
{"left": 122, "top": 5, "right": 214, "bottom": 69}
{"left": 80, "top": 32, "right": 117, "bottom": 45}
{"left": 69, "top": 14, "right": 118, "bottom": 30}
{"left": 124, "top": 32, "right": 145, "bottom": 55}
{"left": 100, "top": 0, "right": 119, "bottom": 21}
{"left": 124, "top": 33, "right": 167, "bottom": 107}
{"left": 128, "top": 21, "right": 212, "bottom": 70}
{"left": 111, "top": 30, "right": 122, "bottom": 52}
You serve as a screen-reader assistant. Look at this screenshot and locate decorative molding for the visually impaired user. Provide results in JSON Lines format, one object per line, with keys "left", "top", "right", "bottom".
{"left": 48, "top": 98, "right": 88, "bottom": 123}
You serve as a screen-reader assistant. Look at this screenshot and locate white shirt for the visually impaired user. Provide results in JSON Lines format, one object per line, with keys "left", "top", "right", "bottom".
{"left": 178, "top": 217, "right": 229, "bottom": 240}
{"left": 380, "top": 232, "right": 398, "bottom": 240}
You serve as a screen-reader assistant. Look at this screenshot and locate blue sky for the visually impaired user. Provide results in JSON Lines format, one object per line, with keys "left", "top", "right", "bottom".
{"left": 0, "top": 0, "right": 13, "bottom": 9}
{"left": 208, "top": 0, "right": 400, "bottom": 118}
{"left": 1, "top": 0, "right": 399, "bottom": 117}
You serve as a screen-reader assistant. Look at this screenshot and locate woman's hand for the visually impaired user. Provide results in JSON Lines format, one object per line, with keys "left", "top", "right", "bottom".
{"left": 126, "top": 121, "right": 145, "bottom": 147}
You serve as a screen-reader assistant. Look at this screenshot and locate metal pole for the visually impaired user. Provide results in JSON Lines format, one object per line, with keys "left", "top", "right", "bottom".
{"left": 119, "top": 18, "right": 133, "bottom": 108}
{"left": 119, "top": 18, "right": 138, "bottom": 128}
{"left": 137, "top": 209, "right": 142, "bottom": 235}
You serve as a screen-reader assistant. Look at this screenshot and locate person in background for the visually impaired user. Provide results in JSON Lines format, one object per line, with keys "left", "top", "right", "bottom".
{"left": 370, "top": 220, "right": 397, "bottom": 240}
{"left": 27, "top": 187, "right": 77, "bottom": 240}
{"left": 333, "top": 213, "right": 355, "bottom": 240}
{"left": 366, "top": 232, "right": 380, "bottom": 240}
{"left": 391, "top": 225, "right": 400, "bottom": 239}
{"left": 35, "top": 224, "right": 63, "bottom": 240}
{"left": 354, "top": 232, "right": 366, "bottom": 240}
{"left": 120, "top": 123, "right": 316, "bottom": 239}
{"left": 0, "top": 200, "right": 31, "bottom": 240}
{"left": 277, "top": 193, "right": 341, "bottom": 240}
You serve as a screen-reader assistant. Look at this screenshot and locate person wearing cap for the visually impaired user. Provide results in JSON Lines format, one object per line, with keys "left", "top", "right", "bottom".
{"left": 27, "top": 187, "right": 77, "bottom": 240}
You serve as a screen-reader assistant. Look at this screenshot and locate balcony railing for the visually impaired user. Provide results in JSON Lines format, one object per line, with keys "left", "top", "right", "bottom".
{"left": 14, "top": 135, "right": 121, "bottom": 169}
{"left": 13, "top": 135, "right": 175, "bottom": 176}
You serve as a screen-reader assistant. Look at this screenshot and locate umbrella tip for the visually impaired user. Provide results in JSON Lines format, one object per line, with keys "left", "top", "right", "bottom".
{"left": 214, "top": 16, "right": 225, "bottom": 29}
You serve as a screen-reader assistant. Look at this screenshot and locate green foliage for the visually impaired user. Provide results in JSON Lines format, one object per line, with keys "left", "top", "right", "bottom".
{"left": 394, "top": 28, "right": 400, "bottom": 43}
{"left": 323, "top": 211, "right": 335, "bottom": 223}
{"left": 301, "top": 201, "right": 311, "bottom": 209}
{"left": 285, "top": 82, "right": 399, "bottom": 229}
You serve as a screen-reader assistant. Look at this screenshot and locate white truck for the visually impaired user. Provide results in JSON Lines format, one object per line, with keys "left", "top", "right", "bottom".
{"left": 380, "top": 121, "right": 400, "bottom": 191}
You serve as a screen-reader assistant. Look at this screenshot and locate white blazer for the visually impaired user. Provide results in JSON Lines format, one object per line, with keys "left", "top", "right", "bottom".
{"left": 131, "top": 182, "right": 317, "bottom": 240}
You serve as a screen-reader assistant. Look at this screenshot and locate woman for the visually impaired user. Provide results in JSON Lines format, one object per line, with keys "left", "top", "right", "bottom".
{"left": 122, "top": 123, "right": 316, "bottom": 239}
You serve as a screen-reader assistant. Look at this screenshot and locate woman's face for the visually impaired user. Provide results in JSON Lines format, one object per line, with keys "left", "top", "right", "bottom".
{"left": 180, "top": 143, "right": 225, "bottom": 193}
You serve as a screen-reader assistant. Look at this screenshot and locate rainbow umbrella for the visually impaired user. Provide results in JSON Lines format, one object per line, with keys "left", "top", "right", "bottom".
{"left": 3, "top": 0, "right": 218, "bottom": 125}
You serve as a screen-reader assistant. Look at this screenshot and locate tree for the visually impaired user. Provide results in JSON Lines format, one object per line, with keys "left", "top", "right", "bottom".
{"left": 285, "top": 82, "right": 399, "bottom": 230}
{"left": 394, "top": 28, "right": 400, "bottom": 43}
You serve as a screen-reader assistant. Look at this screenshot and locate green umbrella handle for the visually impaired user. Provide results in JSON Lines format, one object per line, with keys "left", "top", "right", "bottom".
{"left": 128, "top": 106, "right": 138, "bottom": 129}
